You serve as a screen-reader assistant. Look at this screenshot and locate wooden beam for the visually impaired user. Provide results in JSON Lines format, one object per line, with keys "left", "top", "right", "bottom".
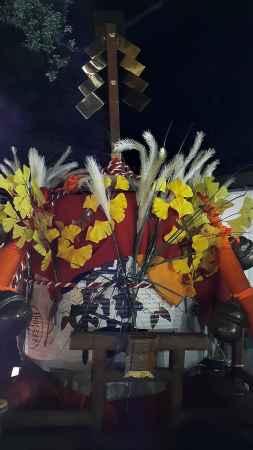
{"left": 70, "top": 332, "right": 208, "bottom": 352}
{"left": 105, "top": 23, "right": 121, "bottom": 157}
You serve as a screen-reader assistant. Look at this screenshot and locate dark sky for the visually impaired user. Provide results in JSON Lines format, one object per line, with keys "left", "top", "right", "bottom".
{"left": 0, "top": 0, "right": 253, "bottom": 175}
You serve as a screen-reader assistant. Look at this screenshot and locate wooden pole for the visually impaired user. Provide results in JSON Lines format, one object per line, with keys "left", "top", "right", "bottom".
{"left": 105, "top": 23, "right": 121, "bottom": 159}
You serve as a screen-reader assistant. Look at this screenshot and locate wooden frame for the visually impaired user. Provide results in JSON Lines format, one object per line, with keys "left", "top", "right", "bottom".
{"left": 1, "top": 332, "right": 208, "bottom": 432}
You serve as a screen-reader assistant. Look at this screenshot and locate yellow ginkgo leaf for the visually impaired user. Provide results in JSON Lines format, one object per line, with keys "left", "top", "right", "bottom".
{"left": 4, "top": 202, "right": 18, "bottom": 219}
{"left": 70, "top": 245, "right": 92, "bottom": 269}
{"left": 13, "top": 224, "right": 33, "bottom": 247}
{"left": 104, "top": 176, "right": 112, "bottom": 188}
{"left": 115, "top": 175, "right": 129, "bottom": 191}
{"left": 15, "top": 184, "right": 27, "bottom": 196}
{"left": 61, "top": 224, "right": 81, "bottom": 242}
{"left": 83, "top": 195, "right": 99, "bottom": 212}
{"left": 152, "top": 197, "right": 170, "bottom": 220}
{"left": 169, "top": 197, "right": 194, "bottom": 218}
{"left": 86, "top": 220, "right": 113, "bottom": 244}
{"left": 31, "top": 179, "right": 45, "bottom": 207}
{"left": 33, "top": 230, "right": 40, "bottom": 243}
{"left": 191, "top": 253, "right": 203, "bottom": 271}
{"left": 200, "top": 224, "right": 218, "bottom": 247}
{"left": 13, "top": 165, "right": 30, "bottom": 185}
{"left": 41, "top": 250, "right": 52, "bottom": 271}
{"left": 204, "top": 176, "right": 220, "bottom": 197}
{"left": 155, "top": 179, "right": 167, "bottom": 193}
{"left": 163, "top": 225, "right": 186, "bottom": 243}
{"left": 167, "top": 179, "right": 193, "bottom": 198}
{"left": 13, "top": 195, "right": 33, "bottom": 219}
{"left": 57, "top": 237, "right": 72, "bottom": 259}
{"left": 2, "top": 217, "right": 17, "bottom": 233}
{"left": 172, "top": 258, "right": 191, "bottom": 274}
{"left": 45, "top": 228, "right": 60, "bottom": 243}
{"left": 0, "top": 208, "right": 6, "bottom": 223}
{"left": 33, "top": 242, "right": 47, "bottom": 257}
{"left": 0, "top": 175, "right": 14, "bottom": 193}
{"left": 228, "top": 216, "right": 250, "bottom": 234}
{"left": 214, "top": 185, "right": 229, "bottom": 202}
{"left": 192, "top": 234, "right": 209, "bottom": 253}
{"left": 110, "top": 193, "right": 127, "bottom": 223}
{"left": 16, "top": 233, "right": 34, "bottom": 248}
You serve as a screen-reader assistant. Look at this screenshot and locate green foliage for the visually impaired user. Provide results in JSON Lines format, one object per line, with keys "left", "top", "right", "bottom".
{"left": 0, "top": 0, "right": 76, "bottom": 81}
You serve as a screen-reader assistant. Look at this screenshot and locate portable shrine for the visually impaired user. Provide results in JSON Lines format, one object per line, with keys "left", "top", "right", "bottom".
{"left": 1, "top": 8, "right": 253, "bottom": 434}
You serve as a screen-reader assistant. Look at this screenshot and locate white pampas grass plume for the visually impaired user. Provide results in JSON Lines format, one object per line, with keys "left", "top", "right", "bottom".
{"left": 113, "top": 138, "right": 148, "bottom": 173}
{"left": 201, "top": 159, "right": 220, "bottom": 178}
{"left": 0, "top": 164, "right": 11, "bottom": 176}
{"left": 137, "top": 132, "right": 164, "bottom": 225}
{"left": 223, "top": 177, "right": 235, "bottom": 189}
{"left": 85, "top": 156, "right": 111, "bottom": 221}
{"left": 0, "top": 146, "right": 21, "bottom": 176}
{"left": 115, "top": 131, "right": 165, "bottom": 231}
{"left": 137, "top": 184, "right": 156, "bottom": 232}
{"left": 172, "top": 153, "right": 185, "bottom": 179}
{"left": 159, "top": 159, "right": 176, "bottom": 182}
{"left": 53, "top": 146, "right": 72, "bottom": 169}
{"left": 141, "top": 130, "right": 164, "bottom": 181}
{"left": 184, "top": 148, "right": 216, "bottom": 182}
{"left": 46, "top": 162, "right": 78, "bottom": 187}
{"left": 142, "top": 130, "right": 158, "bottom": 163}
{"left": 28, "top": 147, "right": 47, "bottom": 187}
{"left": 46, "top": 147, "right": 78, "bottom": 187}
{"left": 11, "top": 146, "right": 20, "bottom": 170}
{"left": 177, "top": 131, "right": 205, "bottom": 179}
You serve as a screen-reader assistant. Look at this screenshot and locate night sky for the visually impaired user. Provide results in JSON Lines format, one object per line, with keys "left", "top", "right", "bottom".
{"left": 0, "top": 0, "right": 253, "bottom": 175}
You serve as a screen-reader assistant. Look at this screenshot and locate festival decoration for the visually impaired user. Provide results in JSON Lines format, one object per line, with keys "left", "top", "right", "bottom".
{"left": 0, "top": 130, "right": 252, "bottom": 335}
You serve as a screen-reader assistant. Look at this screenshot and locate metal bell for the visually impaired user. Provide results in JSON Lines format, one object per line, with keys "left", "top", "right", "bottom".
{"left": 0, "top": 291, "right": 32, "bottom": 339}
{"left": 209, "top": 299, "right": 247, "bottom": 343}
{"left": 232, "top": 236, "right": 253, "bottom": 270}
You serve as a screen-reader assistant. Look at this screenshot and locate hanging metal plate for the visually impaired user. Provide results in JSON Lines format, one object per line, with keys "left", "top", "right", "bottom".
{"left": 90, "top": 54, "right": 107, "bottom": 71}
{"left": 122, "top": 73, "right": 148, "bottom": 93}
{"left": 120, "top": 55, "right": 145, "bottom": 77}
{"left": 80, "top": 71, "right": 104, "bottom": 91}
{"left": 123, "top": 86, "right": 151, "bottom": 112}
{"left": 82, "top": 62, "right": 100, "bottom": 76}
{"left": 76, "top": 93, "right": 104, "bottom": 119}
{"left": 78, "top": 75, "right": 104, "bottom": 96}
{"left": 118, "top": 35, "right": 141, "bottom": 58}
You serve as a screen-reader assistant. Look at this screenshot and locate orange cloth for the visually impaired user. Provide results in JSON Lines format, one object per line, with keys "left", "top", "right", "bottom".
{"left": 137, "top": 255, "right": 195, "bottom": 306}
{"left": 0, "top": 242, "right": 24, "bottom": 291}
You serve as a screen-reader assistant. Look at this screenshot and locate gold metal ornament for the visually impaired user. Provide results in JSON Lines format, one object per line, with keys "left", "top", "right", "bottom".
{"left": 76, "top": 94, "right": 104, "bottom": 119}
{"left": 120, "top": 55, "right": 145, "bottom": 77}
{"left": 123, "top": 86, "right": 151, "bottom": 112}
{"left": 123, "top": 73, "right": 149, "bottom": 93}
{"left": 118, "top": 35, "right": 141, "bottom": 58}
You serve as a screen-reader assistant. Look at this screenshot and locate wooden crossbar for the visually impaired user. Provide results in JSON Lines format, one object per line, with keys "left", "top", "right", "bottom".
{"left": 2, "top": 332, "right": 208, "bottom": 433}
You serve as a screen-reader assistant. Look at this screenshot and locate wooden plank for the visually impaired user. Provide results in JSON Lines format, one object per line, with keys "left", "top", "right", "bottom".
{"left": 91, "top": 348, "right": 106, "bottom": 431}
{"left": 71, "top": 332, "right": 208, "bottom": 352}
{"left": 3, "top": 410, "right": 92, "bottom": 430}
{"left": 105, "top": 23, "right": 121, "bottom": 154}
{"left": 169, "top": 350, "right": 185, "bottom": 410}
{"left": 71, "top": 332, "right": 126, "bottom": 351}
{"left": 157, "top": 334, "right": 208, "bottom": 351}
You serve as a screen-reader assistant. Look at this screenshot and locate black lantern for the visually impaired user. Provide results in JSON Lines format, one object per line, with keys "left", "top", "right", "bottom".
{"left": 231, "top": 236, "right": 253, "bottom": 270}
{"left": 209, "top": 299, "right": 247, "bottom": 343}
{"left": 0, "top": 291, "right": 32, "bottom": 339}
